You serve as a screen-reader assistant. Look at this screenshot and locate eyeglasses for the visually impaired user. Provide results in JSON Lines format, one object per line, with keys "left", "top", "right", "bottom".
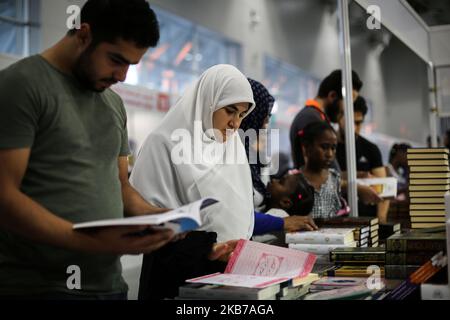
{"left": 354, "top": 120, "right": 364, "bottom": 126}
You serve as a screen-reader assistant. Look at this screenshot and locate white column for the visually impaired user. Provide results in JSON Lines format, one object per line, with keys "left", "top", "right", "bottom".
{"left": 428, "top": 63, "right": 438, "bottom": 147}
{"left": 338, "top": 0, "right": 358, "bottom": 217}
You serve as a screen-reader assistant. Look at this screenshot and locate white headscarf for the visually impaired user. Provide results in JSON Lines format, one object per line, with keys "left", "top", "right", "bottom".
{"left": 130, "top": 64, "right": 256, "bottom": 242}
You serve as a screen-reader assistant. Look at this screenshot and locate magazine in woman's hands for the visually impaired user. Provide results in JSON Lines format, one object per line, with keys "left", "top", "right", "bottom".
{"left": 72, "top": 198, "right": 218, "bottom": 235}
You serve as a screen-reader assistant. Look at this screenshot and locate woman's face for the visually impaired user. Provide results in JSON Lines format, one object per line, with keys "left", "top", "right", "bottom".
{"left": 212, "top": 103, "right": 250, "bottom": 142}
{"left": 305, "top": 130, "right": 337, "bottom": 169}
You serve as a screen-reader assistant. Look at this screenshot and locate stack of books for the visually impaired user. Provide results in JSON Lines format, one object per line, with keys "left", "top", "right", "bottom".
{"left": 368, "top": 224, "right": 380, "bottom": 247}
{"left": 304, "top": 285, "right": 376, "bottom": 300}
{"left": 303, "top": 277, "right": 378, "bottom": 300}
{"left": 309, "top": 276, "right": 368, "bottom": 292}
{"left": 385, "top": 231, "right": 447, "bottom": 279}
{"left": 447, "top": 219, "right": 450, "bottom": 284}
{"left": 329, "top": 265, "right": 385, "bottom": 278}
{"left": 176, "top": 239, "right": 317, "bottom": 300}
{"left": 276, "top": 273, "right": 320, "bottom": 300}
{"left": 177, "top": 283, "right": 280, "bottom": 300}
{"left": 286, "top": 228, "right": 356, "bottom": 263}
{"left": 315, "top": 217, "right": 379, "bottom": 247}
{"left": 328, "top": 247, "right": 386, "bottom": 278}
{"left": 378, "top": 222, "right": 401, "bottom": 245}
{"left": 177, "top": 274, "right": 322, "bottom": 301}
{"left": 388, "top": 200, "right": 411, "bottom": 229}
{"left": 407, "top": 148, "right": 450, "bottom": 229}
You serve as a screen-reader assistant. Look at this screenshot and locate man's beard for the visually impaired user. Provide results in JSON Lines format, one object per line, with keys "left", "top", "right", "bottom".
{"left": 325, "top": 98, "right": 341, "bottom": 123}
{"left": 72, "top": 47, "right": 116, "bottom": 92}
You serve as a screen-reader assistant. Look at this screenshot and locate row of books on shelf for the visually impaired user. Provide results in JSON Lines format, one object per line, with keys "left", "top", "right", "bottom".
{"left": 325, "top": 227, "right": 448, "bottom": 280}
{"left": 283, "top": 218, "right": 406, "bottom": 267}
{"left": 385, "top": 227, "right": 447, "bottom": 280}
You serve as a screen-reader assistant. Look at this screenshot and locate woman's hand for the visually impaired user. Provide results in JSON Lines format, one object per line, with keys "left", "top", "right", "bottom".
{"left": 208, "top": 240, "right": 239, "bottom": 262}
{"left": 283, "top": 215, "right": 318, "bottom": 232}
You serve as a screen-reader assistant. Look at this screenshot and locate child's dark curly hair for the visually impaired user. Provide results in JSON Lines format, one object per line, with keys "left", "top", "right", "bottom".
{"left": 285, "top": 173, "right": 315, "bottom": 216}
{"left": 297, "top": 121, "right": 336, "bottom": 148}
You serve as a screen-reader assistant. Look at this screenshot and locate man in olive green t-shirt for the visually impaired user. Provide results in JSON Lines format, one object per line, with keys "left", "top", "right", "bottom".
{"left": 0, "top": 0, "right": 175, "bottom": 299}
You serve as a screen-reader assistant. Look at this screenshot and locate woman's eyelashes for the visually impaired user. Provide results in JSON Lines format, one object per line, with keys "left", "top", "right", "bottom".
{"left": 225, "top": 107, "right": 246, "bottom": 119}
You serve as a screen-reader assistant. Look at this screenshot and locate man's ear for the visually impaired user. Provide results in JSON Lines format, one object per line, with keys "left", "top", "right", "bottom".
{"left": 280, "top": 197, "right": 293, "bottom": 210}
{"left": 327, "top": 90, "right": 338, "bottom": 102}
{"left": 75, "top": 23, "right": 93, "bottom": 49}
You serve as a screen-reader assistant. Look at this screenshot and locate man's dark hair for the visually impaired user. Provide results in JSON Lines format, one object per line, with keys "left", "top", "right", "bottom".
{"left": 317, "top": 70, "right": 363, "bottom": 99}
{"left": 353, "top": 96, "right": 368, "bottom": 117}
{"left": 389, "top": 143, "right": 411, "bottom": 163}
{"left": 67, "top": 0, "right": 160, "bottom": 48}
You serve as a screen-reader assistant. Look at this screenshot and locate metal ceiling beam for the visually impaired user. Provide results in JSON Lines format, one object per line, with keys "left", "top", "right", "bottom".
{"left": 354, "top": 0, "right": 431, "bottom": 63}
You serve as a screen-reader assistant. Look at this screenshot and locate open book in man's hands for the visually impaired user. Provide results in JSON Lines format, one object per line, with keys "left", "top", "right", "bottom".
{"left": 73, "top": 198, "right": 217, "bottom": 235}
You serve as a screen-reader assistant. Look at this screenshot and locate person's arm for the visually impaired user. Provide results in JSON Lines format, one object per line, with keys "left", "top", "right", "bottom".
{"left": 283, "top": 215, "right": 318, "bottom": 232}
{"left": 0, "top": 148, "right": 174, "bottom": 255}
{"left": 253, "top": 212, "right": 318, "bottom": 235}
{"left": 371, "top": 166, "right": 390, "bottom": 224}
{"left": 253, "top": 212, "right": 284, "bottom": 235}
{"left": 119, "top": 156, "right": 168, "bottom": 217}
{"left": 341, "top": 179, "right": 383, "bottom": 205}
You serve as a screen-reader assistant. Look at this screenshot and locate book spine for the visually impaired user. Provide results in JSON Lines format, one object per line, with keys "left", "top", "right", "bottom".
{"left": 180, "top": 290, "right": 260, "bottom": 300}
{"left": 285, "top": 233, "right": 348, "bottom": 244}
{"left": 385, "top": 265, "right": 420, "bottom": 279}
{"left": 330, "top": 253, "right": 385, "bottom": 264}
{"left": 386, "top": 239, "right": 446, "bottom": 252}
{"left": 289, "top": 243, "right": 351, "bottom": 255}
{"left": 385, "top": 252, "right": 435, "bottom": 265}
{"left": 179, "top": 286, "right": 279, "bottom": 300}
{"left": 378, "top": 231, "right": 395, "bottom": 240}
{"left": 309, "top": 285, "right": 342, "bottom": 291}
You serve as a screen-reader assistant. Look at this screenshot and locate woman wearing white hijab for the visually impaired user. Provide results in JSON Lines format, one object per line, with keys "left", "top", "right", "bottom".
{"left": 131, "top": 65, "right": 256, "bottom": 300}
{"left": 130, "top": 64, "right": 256, "bottom": 242}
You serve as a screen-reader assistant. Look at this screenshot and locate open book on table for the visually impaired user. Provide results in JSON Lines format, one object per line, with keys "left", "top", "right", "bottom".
{"left": 186, "top": 239, "right": 317, "bottom": 288}
{"left": 73, "top": 198, "right": 217, "bottom": 235}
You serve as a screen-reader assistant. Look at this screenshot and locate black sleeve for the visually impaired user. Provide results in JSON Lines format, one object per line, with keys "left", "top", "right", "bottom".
{"left": 138, "top": 231, "right": 227, "bottom": 300}
{"left": 336, "top": 143, "right": 347, "bottom": 171}
{"left": 368, "top": 142, "right": 383, "bottom": 170}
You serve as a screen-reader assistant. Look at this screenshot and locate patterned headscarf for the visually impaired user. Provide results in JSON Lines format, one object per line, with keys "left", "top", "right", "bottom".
{"left": 240, "top": 78, "right": 275, "bottom": 202}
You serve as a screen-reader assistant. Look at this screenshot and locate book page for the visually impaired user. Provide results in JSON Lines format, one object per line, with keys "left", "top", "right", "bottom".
{"left": 224, "top": 240, "right": 316, "bottom": 279}
{"left": 72, "top": 198, "right": 218, "bottom": 234}
{"left": 357, "top": 177, "right": 397, "bottom": 198}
